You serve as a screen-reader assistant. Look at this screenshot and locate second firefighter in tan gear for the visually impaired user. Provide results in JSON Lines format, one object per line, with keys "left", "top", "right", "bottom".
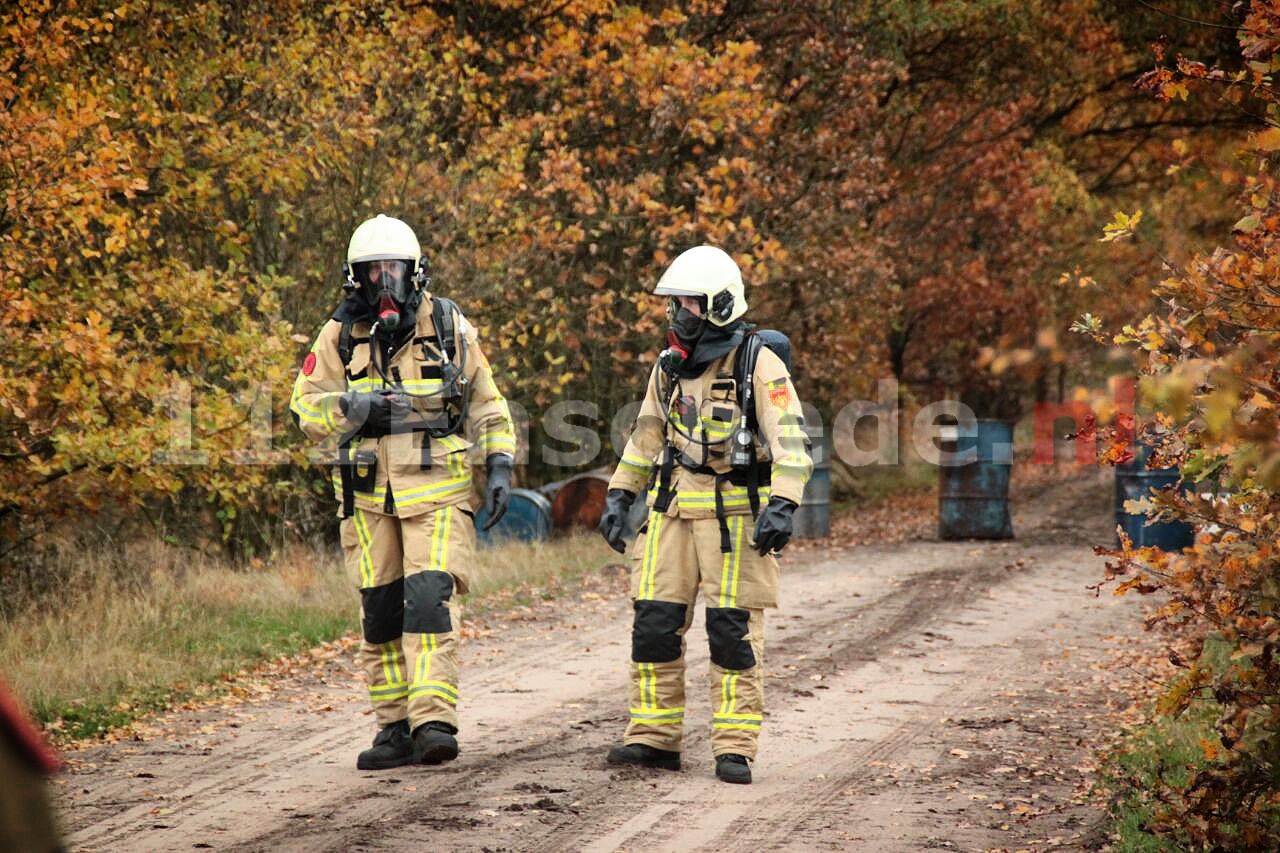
{"left": 599, "top": 245, "right": 812, "bottom": 784}
{"left": 291, "top": 214, "right": 516, "bottom": 770}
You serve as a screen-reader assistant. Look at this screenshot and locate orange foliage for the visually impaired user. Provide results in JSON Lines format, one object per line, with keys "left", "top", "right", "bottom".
{"left": 1097, "top": 1, "right": 1280, "bottom": 844}
{"left": 0, "top": 0, "right": 1260, "bottom": 570}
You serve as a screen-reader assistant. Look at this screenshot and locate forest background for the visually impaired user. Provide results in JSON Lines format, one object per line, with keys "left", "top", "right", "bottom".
{"left": 0, "top": 0, "right": 1252, "bottom": 556}
{"left": 4, "top": 0, "right": 1280, "bottom": 846}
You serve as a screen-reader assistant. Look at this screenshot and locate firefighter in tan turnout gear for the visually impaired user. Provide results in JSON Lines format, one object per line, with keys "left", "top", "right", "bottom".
{"left": 598, "top": 245, "right": 812, "bottom": 784}
{"left": 291, "top": 214, "right": 516, "bottom": 770}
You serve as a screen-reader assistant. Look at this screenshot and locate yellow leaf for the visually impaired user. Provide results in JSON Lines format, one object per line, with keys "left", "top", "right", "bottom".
{"left": 1204, "top": 388, "right": 1238, "bottom": 436}
{"left": 1233, "top": 214, "right": 1261, "bottom": 233}
{"left": 1100, "top": 209, "right": 1143, "bottom": 242}
{"left": 1254, "top": 127, "right": 1280, "bottom": 152}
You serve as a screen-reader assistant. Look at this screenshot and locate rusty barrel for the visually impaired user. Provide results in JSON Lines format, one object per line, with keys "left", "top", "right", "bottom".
{"left": 938, "top": 419, "right": 1014, "bottom": 540}
{"left": 548, "top": 472, "right": 611, "bottom": 533}
{"left": 475, "top": 488, "right": 552, "bottom": 545}
{"left": 1114, "top": 443, "right": 1194, "bottom": 550}
{"left": 548, "top": 470, "right": 648, "bottom": 540}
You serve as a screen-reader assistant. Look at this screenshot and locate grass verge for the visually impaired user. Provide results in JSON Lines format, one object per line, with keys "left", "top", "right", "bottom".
{"left": 1, "top": 531, "right": 616, "bottom": 743}
{"left": 1099, "top": 703, "right": 1220, "bottom": 852}
{"left": 7, "top": 459, "right": 953, "bottom": 745}
{"left": 1096, "top": 634, "right": 1280, "bottom": 850}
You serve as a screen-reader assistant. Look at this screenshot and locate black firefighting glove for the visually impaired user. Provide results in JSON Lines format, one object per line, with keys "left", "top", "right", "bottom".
{"left": 480, "top": 454, "right": 514, "bottom": 532}
{"left": 753, "top": 496, "right": 797, "bottom": 555}
{"left": 340, "top": 390, "right": 411, "bottom": 438}
{"left": 597, "top": 488, "right": 636, "bottom": 554}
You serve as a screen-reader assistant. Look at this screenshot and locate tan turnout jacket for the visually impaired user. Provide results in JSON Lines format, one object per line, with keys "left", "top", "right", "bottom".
{"left": 609, "top": 342, "right": 811, "bottom": 516}
{"left": 290, "top": 296, "right": 516, "bottom": 519}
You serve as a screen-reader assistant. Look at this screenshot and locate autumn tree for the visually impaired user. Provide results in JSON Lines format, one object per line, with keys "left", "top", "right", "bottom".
{"left": 2, "top": 0, "right": 1264, "bottom": 582}
{"left": 1094, "top": 1, "right": 1280, "bottom": 844}
{"left": 0, "top": 1, "right": 328, "bottom": 564}
{"left": 848, "top": 0, "right": 1250, "bottom": 422}
{"left": 0, "top": 0, "right": 817, "bottom": 559}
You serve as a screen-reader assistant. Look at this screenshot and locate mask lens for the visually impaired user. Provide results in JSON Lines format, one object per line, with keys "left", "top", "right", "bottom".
{"left": 355, "top": 260, "right": 414, "bottom": 304}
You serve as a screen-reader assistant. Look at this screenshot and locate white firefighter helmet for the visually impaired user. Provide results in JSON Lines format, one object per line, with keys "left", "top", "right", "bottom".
{"left": 345, "top": 214, "right": 423, "bottom": 305}
{"left": 653, "top": 245, "right": 747, "bottom": 326}
{"left": 347, "top": 214, "right": 421, "bottom": 265}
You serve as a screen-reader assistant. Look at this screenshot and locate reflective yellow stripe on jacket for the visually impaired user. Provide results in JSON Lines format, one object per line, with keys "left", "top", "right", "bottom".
{"left": 290, "top": 381, "right": 341, "bottom": 432}
{"left": 674, "top": 484, "right": 772, "bottom": 512}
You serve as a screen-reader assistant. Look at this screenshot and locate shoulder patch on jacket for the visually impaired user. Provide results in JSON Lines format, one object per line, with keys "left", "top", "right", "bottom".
{"left": 302, "top": 352, "right": 317, "bottom": 376}
{"left": 767, "top": 379, "right": 790, "bottom": 410}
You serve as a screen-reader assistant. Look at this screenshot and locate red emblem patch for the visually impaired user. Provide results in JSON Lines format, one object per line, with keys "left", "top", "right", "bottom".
{"left": 768, "top": 383, "right": 790, "bottom": 409}
{"left": 301, "top": 352, "right": 317, "bottom": 376}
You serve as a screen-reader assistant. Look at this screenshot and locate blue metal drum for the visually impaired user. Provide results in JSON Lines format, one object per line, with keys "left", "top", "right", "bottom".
{"left": 793, "top": 429, "right": 831, "bottom": 539}
{"left": 938, "top": 419, "right": 1014, "bottom": 540}
{"left": 475, "top": 488, "right": 552, "bottom": 545}
{"left": 1114, "top": 443, "right": 1194, "bottom": 550}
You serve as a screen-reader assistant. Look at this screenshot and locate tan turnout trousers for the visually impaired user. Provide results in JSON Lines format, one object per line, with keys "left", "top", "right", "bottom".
{"left": 625, "top": 510, "right": 778, "bottom": 759}
{"left": 340, "top": 505, "right": 476, "bottom": 730}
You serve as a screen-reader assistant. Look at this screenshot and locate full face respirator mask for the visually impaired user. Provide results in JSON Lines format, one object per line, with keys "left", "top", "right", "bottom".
{"left": 667, "top": 298, "right": 706, "bottom": 346}
{"left": 658, "top": 297, "right": 707, "bottom": 375}
{"left": 349, "top": 259, "right": 415, "bottom": 334}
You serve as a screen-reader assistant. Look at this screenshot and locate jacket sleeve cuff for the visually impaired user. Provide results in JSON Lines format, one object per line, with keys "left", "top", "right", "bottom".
{"left": 767, "top": 478, "right": 806, "bottom": 506}
{"left": 608, "top": 469, "right": 649, "bottom": 495}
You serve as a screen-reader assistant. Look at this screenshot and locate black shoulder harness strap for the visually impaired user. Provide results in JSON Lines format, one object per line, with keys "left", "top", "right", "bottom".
{"left": 734, "top": 331, "right": 768, "bottom": 521}
{"left": 431, "top": 296, "right": 460, "bottom": 361}
{"left": 338, "top": 323, "right": 357, "bottom": 372}
{"left": 735, "top": 331, "right": 763, "bottom": 435}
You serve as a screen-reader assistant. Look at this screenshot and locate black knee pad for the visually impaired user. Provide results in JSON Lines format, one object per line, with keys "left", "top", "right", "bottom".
{"left": 631, "top": 600, "right": 687, "bottom": 663}
{"left": 404, "top": 570, "right": 455, "bottom": 634}
{"left": 361, "top": 577, "right": 405, "bottom": 645}
{"left": 706, "top": 607, "right": 756, "bottom": 670}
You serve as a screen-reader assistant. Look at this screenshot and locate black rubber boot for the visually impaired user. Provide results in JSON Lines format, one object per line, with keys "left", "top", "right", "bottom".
{"left": 606, "top": 742, "right": 681, "bottom": 771}
{"left": 356, "top": 719, "right": 414, "bottom": 770}
{"left": 715, "top": 753, "right": 752, "bottom": 784}
{"left": 412, "top": 721, "right": 459, "bottom": 765}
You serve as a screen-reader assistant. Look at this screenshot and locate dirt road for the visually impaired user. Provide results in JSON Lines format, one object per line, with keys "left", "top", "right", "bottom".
{"left": 56, "top": 467, "right": 1155, "bottom": 852}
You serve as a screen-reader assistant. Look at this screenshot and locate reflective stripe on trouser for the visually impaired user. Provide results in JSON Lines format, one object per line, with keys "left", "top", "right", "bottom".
{"left": 625, "top": 511, "right": 774, "bottom": 758}
{"left": 709, "top": 607, "right": 765, "bottom": 757}
{"left": 341, "top": 506, "right": 473, "bottom": 730}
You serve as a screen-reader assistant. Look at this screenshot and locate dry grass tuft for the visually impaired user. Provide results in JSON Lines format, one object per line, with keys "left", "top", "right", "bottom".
{"left": 1, "top": 528, "right": 615, "bottom": 739}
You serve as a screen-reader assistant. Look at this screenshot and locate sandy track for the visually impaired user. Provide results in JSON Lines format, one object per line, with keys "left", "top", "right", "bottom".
{"left": 58, "top": 467, "right": 1148, "bottom": 852}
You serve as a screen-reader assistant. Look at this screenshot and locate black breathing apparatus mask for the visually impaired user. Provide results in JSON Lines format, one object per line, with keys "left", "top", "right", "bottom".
{"left": 658, "top": 297, "right": 707, "bottom": 377}
{"left": 348, "top": 258, "right": 417, "bottom": 335}
{"left": 658, "top": 330, "right": 690, "bottom": 377}
{"left": 667, "top": 297, "right": 707, "bottom": 346}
